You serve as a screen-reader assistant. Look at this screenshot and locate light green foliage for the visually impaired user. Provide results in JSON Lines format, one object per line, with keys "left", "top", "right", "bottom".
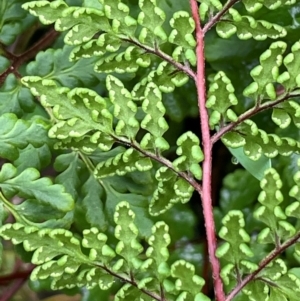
{"left": 286, "top": 159, "right": 300, "bottom": 221}
{"left": 254, "top": 168, "right": 295, "bottom": 245}
{"left": 138, "top": 0, "right": 167, "bottom": 43}
{"left": 243, "top": 41, "right": 287, "bottom": 101}
{"left": 22, "top": 0, "right": 191, "bottom": 94}
{"left": 150, "top": 166, "right": 188, "bottom": 216}
{"left": 216, "top": 211, "right": 256, "bottom": 285}
{"left": 95, "top": 148, "right": 152, "bottom": 178}
{"left": 271, "top": 101, "right": 300, "bottom": 129}
{"left": 132, "top": 61, "right": 189, "bottom": 95}
{"left": 242, "top": 0, "right": 296, "bottom": 13}
{"left": 0, "top": 202, "right": 206, "bottom": 300}
{"left": 173, "top": 131, "right": 203, "bottom": 179}
{"left": 0, "top": 113, "right": 49, "bottom": 160}
{"left": 149, "top": 132, "right": 202, "bottom": 216}
{"left": 0, "top": 0, "right": 35, "bottom": 45}
{"left": 277, "top": 40, "right": 300, "bottom": 92}
{"left": 26, "top": 45, "right": 106, "bottom": 88}
{"left": 114, "top": 202, "right": 144, "bottom": 270}
{"left": 107, "top": 75, "right": 139, "bottom": 138}
{"left": 206, "top": 71, "right": 238, "bottom": 128}
{"left": 22, "top": 76, "right": 115, "bottom": 152}
{"left": 217, "top": 167, "right": 300, "bottom": 300}
{"left": 169, "top": 11, "right": 197, "bottom": 66}
{"left": 199, "top": 0, "right": 223, "bottom": 21}
{"left": 23, "top": 0, "right": 67, "bottom": 25}
{"left": 1, "top": 0, "right": 300, "bottom": 300}
{"left": 99, "top": 0, "right": 136, "bottom": 36}
{"left": 171, "top": 260, "right": 209, "bottom": 301}
{"left": 216, "top": 8, "right": 286, "bottom": 41}
{"left": 95, "top": 46, "right": 152, "bottom": 74}
{"left": 141, "top": 221, "right": 170, "bottom": 282}
{"left": 0, "top": 163, "right": 74, "bottom": 227}
{"left": 0, "top": 74, "right": 36, "bottom": 117}
{"left": 243, "top": 264, "right": 300, "bottom": 301}
{"left": 222, "top": 119, "right": 300, "bottom": 160}
{"left": 140, "top": 82, "right": 169, "bottom": 151}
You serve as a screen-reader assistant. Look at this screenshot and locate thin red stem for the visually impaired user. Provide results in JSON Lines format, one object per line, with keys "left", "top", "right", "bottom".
{"left": 189, "top": 1, "right": 225, "bottom": 300}
{"left": 0, "top": 28, "right": 59, "bottom": 86}
{"left": 203, "top": 0, "right": 240, "bottom": 33}
{"left": 211, "top": 92, "right": 300, "bottom": 144}
{"left": 225, "top": 231, "right": 300, "bottom": 300}
{"left": 0, "top": 264, "right": 34, "bottom": 301}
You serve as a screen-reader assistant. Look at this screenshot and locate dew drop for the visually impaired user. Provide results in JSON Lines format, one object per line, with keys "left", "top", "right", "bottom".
{"left": 231, "top": 156, "right": 239, "bottom": 165}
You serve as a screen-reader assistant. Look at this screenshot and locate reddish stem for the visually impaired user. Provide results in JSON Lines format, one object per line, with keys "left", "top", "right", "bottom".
{"left": 0, "top": 28, "right": 59, "bottom": 85}
{"left": 203, "top": 0, "right": 240, "bottom": 33}
{"left": 225, "top": 231, "right": 300, "bottom": 300}
{"left": 0, "top": 264, "right": 34, "bottom": 301}
{"left": 189, "top": 1, "right": 225, "bottom": 300}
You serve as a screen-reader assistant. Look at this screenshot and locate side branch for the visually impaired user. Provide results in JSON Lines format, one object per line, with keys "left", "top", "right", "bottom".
{"left": 190, "top": 1, "right": 225, "bottom": 300}
{"left": 225, "top": 231, "right": 300, "bottom": 301}
{"left": 0, "top": 28, "right": 59, "bottom": 86}
{"left": 211, "top": 92, "right": 300, "bottom": 144}
{"left": 203, "top": 0, "right": 240, "bottom": 33}
{"left": 101, "top": 265, "right": 163, "bottom": 301}
{"left": 114, "top": 137, "right": 203, "bottom": 196}
{"left": 124, "top": 38, "right": 196, "bottom": 80}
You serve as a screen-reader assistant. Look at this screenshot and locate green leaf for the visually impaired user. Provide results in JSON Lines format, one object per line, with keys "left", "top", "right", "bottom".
{"left": 206, "top": 71, "right": 238, "bottom": 128}
{"left": 171, "top": 260, "right": 205, "bottom": 297}
{"left": 80, "top": 175, "right": 107, "bottom": 231}
{"left": 13, "top": 144, "right": 52, "bottom": 173}
{"left": 149, "top": 166, "right": 193, "bottom": 216}
{"left": 138, "top": 0, "right": 167, "bottom": 42}
{"left": 82, "top": 227, "right": 115, "bottom": 264}
{"left": 54, "top": 152, "right": 107, "bottom": 231}
{"left": 104, "top": 180, "right": 153, "bottom": 237}
{"left": 243, "top": 280, "right": 269, "bottom": 301}
{"left": 0, "top": 223, "right": 115, "bottom": 290}
{"left": 254, "top": 168, "right": 295, "bottom": 244}
{"left": 26, "top": 45, "right": 106, "bottom": 88}
{"left": 222, "top": 119, "right": 300, "bottom": 160}
{"left": 169, "top": 11, "right": 196, "bottom": 66}
{"left": 216, "top": 8, "right": 287, "bottom": 41}
{"left": 107, "top": 75, "right": 139, "bottom": 138}
{"left": 277, "top": 40, "right": 300, "bottom": 91}
{"left": 216, "top": 211, "right": 253, "bottom": 265}
{"left": 228, "top": 146, "right": 271, "bottom": 181}
{"left": 95, "top": 46, "right": 151, "bottom": 74}
{"left": 22, "top": 76, "right": 115, "bottom": 151}
{"left": 286, "top": 159, "right": 300, "bottom": 219}
{"left": 0, "top": 113, "right": 49, "bottom": 161}
{"left": 0, "top": 0, "right": 35, "bottom": 45}
{"left": 0, "top": 163, "right": 74, "bottom": 223}
{"left": 243, "top": 41, "right": 287, "bottom": 100}
{"left": 114, "top": 201, "right": 143, "bottom": 269}
{"left": 142, "top": 221, "right": 171, "bottom": 281}
{"left": 133, "top": 61, "right": 189, "bottom": 95}
{"left": 140, "top": 82, "right": 169, "bottom": 151}
{"left": 115, "top": 284, "right": 152, "bottom": 301}
{"left": 272, "top": 101, "right": 300, "bottom": 129}
{"left": 173, "top": 131, "right": 203, "bottom": 180}
{"left": 0, "top": 74, "right": 35, "bottom": 117}
{"left": 99, "top": 0, "right": 136, "bottom": 36}
{"left": 242, "top": 0, "right": 296, "bottom": 13}
{"left": 94, "top": 148, "right": 152, "bottom": 178}
{"left": 22, "top": 0, "right": 68, "bottom": 25}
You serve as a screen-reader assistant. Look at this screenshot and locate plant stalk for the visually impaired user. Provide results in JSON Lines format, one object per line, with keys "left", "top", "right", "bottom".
{"left": 189, "top": 1, "right": 225, "bottom": 300}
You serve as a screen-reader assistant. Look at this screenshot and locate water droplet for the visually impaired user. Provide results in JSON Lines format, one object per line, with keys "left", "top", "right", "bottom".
{"left": 231, "top": 156, "right": 239, "bottom": 165}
